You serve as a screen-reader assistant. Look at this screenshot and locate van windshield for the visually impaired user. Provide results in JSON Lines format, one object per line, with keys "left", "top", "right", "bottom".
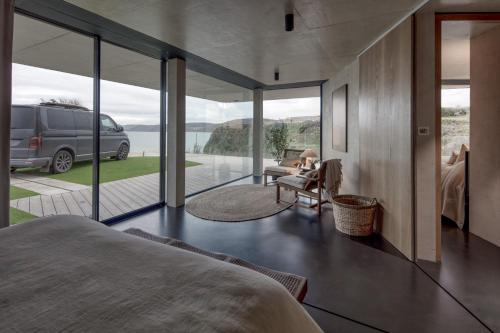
{"left": 11, "top": 107, "right": 35, "bottom": 129}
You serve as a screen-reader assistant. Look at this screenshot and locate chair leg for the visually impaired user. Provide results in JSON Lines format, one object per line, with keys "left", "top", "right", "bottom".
{"left": 276, "top": 184, "right": 280, "bottom": 203}
{"left": 317, "top": 190, "right": 321, "bottom": 216}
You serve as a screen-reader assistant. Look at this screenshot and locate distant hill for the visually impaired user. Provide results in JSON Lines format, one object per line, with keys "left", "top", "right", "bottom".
{"left": 123, "top": 115, "right": 320, "bottom": 132}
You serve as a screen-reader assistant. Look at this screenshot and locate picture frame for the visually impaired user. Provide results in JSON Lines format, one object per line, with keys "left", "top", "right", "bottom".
{"left": 332, "top": 84, "right": 348, "bottom": 152}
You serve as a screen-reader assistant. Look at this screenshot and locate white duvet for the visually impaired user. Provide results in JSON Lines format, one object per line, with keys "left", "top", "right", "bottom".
{"left": 0, "top": 216, "right": 322, "bottom": 333}
{"left": 441, "top": 161, "right": 466, "bottom": 228}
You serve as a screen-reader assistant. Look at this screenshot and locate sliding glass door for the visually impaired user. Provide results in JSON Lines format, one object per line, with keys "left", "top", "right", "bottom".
{"left": 10, "top": 14, "right": 94, "bottom": 225}
{"left": 185, "top": 70, "right": 253, "bottom": 195}
{"left": 99, "top": 42, "right": 162, "bottom": 221}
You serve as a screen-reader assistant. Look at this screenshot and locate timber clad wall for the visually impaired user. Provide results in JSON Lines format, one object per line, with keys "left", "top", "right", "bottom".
{"left": 470, "top": 25, "right": 500, "bottom": 247}
{"left": 359, "top": 17, "right": 414, "bottom": 259}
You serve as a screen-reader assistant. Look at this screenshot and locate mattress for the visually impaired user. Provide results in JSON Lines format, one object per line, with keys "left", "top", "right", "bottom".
{"left": 0, "top": 216, "right": 322, "bottom": 332}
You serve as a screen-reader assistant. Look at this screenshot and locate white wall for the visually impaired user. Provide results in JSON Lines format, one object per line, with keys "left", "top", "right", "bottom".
{"left": 321, "top": 60, "right": 360, "bottom": 195}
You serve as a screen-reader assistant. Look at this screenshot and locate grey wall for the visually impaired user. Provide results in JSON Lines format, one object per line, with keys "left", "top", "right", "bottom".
{"left": 321, "top": 60, "right": 360, "bottom": 195}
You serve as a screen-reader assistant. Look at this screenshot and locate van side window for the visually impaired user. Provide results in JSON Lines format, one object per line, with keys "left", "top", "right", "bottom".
{"left": 46, "top": 109, "right": 75, "bottom": 130}
{"left": 100, "top": 115, "right": 116, "bottom": 131}
{"left": 74, "top": 112, "right": 93, "bottom": 130}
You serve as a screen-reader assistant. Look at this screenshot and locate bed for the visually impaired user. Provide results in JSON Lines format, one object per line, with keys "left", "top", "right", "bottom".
{"left": 0, "top": 216, "right": 322, "bottom": 332}
{"left": 441, "top": 151, "right": 469, "bottom": 229}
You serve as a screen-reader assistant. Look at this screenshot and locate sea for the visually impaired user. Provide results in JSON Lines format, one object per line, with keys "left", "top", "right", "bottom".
{"left": 126, "top": 131, "right": 212, "bottom": 155}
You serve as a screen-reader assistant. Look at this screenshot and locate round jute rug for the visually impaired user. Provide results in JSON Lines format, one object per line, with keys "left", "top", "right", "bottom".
{"left": 186, "top": 184, "right": 295, "bottom": 222}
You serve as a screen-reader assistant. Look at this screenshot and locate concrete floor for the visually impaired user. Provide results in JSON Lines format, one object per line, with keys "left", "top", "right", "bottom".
{"left": 112, "top": 176, "right": 490, "bottom": 333}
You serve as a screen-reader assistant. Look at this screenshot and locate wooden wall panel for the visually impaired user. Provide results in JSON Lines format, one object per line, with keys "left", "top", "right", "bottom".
{"left": 359, "top": 17, "right": 413, "bottom": 259}
{"left": 469, "top": 25, "right": 500, "bottom": 247}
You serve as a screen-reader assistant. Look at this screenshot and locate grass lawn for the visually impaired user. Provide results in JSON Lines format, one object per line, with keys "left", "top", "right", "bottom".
{"left": 10, "top": 186, "right": 38, "bottom": 225}
{"left": 18, "top": 156, "right": 201, "bottom": 186}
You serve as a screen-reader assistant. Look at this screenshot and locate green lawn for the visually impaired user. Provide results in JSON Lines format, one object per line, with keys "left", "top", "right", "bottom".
{"left": 10, "top": 186, "right": 38, "bottom": 225}
{"left": 18, "top": 156, "right": 201, "bottom": 186}
{"left": 10, "top": 186, "right": 38, "bottom": 200}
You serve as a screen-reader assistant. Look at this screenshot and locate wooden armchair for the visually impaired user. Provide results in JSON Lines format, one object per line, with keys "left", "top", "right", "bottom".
{"left": 263, "top": 148, "right": 305, "bottom": 186}
{"left": 276, "top": 159, "right": 340, "bottom": 216}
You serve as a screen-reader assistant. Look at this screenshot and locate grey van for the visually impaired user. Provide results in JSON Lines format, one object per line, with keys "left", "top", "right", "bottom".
{"left": 10, "top": 103, "right": 130, "bottom": 173}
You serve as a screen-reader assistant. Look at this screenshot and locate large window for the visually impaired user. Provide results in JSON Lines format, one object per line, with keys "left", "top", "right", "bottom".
{"left": 263, "top": 87, "right": 321, "bottom": 167}
{"left": 10, "top": 14, "right": 94, "bottom": 225}
{"left": 441, "top": 86, "right": 470, "bottom": 160}
{"left": 99, "top": 42, "right": 161, "bottom": 221}
{"left": 185, "top": 70, "right": 253, "bottom": 195}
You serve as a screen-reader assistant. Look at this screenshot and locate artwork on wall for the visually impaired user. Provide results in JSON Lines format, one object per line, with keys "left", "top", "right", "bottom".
{"left": 332, "top": 84, "right": 348, "bottom": 152}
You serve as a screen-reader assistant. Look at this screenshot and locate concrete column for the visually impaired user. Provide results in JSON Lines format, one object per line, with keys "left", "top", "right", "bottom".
{"left": 0, "top": 0, "right": 14, "bottom": 228}
{"left": 167, "top": 58, "right": 186, "bottom": 207}
{"left": 253, "top": 88, "right": 264, "bottom": 176}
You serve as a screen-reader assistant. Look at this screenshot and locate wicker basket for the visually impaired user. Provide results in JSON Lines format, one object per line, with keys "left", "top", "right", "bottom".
{"left": 332, "top": 195, "right": 378, "bottom": 236}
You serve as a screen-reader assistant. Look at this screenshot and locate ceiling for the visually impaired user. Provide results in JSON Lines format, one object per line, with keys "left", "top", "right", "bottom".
{"left": 442, "top": 21, "right": 500, "bottom": 81}
{"left": 64, "top": 0, "right": 427, "bottom": 85}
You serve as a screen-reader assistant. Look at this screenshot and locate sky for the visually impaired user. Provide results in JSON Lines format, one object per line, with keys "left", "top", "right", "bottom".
{"left": 441, "top": 88, "right": 470, "bottom": 108}
{"left": 12, "top": 63, "right": 320, "bottom": 125}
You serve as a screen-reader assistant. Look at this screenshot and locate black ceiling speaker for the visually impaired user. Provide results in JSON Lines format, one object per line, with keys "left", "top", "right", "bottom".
{"left": 285, "top": 13, "right": 294, "bottom": 32}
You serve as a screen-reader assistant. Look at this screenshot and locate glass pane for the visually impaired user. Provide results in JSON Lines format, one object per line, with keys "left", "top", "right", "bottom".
{"left": 10, "top": 14, "right": 94, "bottom": 225}
{"left": 263, "top": 87, "right": 321, "bottom": 168}
{"left": 99, "top": 42, "right": 161, "bottom": 221}
{"left": 441, "top": 86, "right": 470, "bottom": 162}
{"left": 185, "top": 70, "right": 253, "bottom": 195}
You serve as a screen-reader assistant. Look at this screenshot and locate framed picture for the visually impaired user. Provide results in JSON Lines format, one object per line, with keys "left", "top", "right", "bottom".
{"left": 332, "top": 84, "right": 348, "bottom": 152}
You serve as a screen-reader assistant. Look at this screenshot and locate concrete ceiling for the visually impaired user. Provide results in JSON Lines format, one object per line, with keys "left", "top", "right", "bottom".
{"left": 442, "top": 21, "right": 500, "bottom": 81}
{"left": 64, "top": 0, "right": 426, "bottom": 85}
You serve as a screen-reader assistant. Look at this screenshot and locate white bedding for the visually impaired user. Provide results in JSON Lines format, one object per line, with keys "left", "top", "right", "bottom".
{"left": 0, "top": 216, "right": 322, "bottom": 332}
{"left": 441, "top": 161, "right": 466, "bottom": 228}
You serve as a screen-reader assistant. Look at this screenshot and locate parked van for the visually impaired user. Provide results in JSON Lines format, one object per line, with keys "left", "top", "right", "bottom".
{"left": 10, "top": 103, "right": 129, "bottom": 173}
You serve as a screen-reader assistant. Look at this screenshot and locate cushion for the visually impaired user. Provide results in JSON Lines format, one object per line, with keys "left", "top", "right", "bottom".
{"left": 277, "top": 175, "right": 308, "bottom": 189}
{"left": 456, "top": 144, "right": 469, "bottom": 163}
{"left": 280, "top": 159, "right": 300, "bottom": 168}
{"left": 447, "top": 151, "right": 458, "bottom": 165}
{"left": 265, "top": 166, "right": 299, "bottom": 175}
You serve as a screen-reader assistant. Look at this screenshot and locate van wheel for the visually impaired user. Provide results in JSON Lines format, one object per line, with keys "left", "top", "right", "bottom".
{"left": 52, "top": 150, "right": 73, "bottom": 174}
{"left": 115, "top": 144, "right": 129, "bottom": 160}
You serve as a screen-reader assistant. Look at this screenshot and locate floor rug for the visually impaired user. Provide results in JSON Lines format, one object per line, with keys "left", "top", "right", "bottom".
{"left": 185, "top": 184, "right": 294, "bottom": 222}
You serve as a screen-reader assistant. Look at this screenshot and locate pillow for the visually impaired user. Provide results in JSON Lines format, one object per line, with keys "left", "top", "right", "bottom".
{"left": 280, "top": 159, "right": 300, "bottom": 168}
{"left": 303, "top": 170, "right": 319, "bottom": 190}
{"left": 456, "top": 144, "right": 470, "bottom": 163}
{"left": 447, "top": 151, "right": 458, "bottom": 165}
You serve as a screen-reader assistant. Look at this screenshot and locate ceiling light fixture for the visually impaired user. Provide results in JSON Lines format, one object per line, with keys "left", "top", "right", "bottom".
{"left": 285, "top": 13, "right": 294, "bottom": 32}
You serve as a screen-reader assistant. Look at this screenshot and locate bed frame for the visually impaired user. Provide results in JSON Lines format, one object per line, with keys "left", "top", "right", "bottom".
{"left": 464, "top": 151, "right": 470, "bottom": 230}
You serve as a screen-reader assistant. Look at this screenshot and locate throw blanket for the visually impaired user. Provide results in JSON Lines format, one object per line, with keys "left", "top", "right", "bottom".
{"left": 441, "top": 161, "right": 466, "bottom": 228}
{"left": 0, "top": 216, "right": 322, "bottom": 333}
{"left": 323, "top": 159, "right": 342, "bottom": 201}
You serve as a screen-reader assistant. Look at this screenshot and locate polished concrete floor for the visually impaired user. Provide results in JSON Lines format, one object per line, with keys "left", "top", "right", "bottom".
{"left": 113, "top": 177, "right": 490, "bottom": 332}
{"left": 418, "top": 220, "right": 500, "bottom": 332}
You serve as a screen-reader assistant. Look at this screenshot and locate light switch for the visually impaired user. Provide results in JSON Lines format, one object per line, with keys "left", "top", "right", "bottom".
{"left": 418, "top": 127, "right": 430, "bottom": 136}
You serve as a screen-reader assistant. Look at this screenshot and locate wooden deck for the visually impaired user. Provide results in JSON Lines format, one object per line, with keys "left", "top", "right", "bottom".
{"left": 10, "top": 154, "right": 254, "bottom": 221}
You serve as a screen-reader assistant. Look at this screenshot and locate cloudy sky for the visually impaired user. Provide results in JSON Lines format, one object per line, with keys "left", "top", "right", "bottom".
{"left": 441, "top": 88, "right": 470, "bottom": 108}
{"left": 12, "top": 63, "right": 320, "bottom": 125}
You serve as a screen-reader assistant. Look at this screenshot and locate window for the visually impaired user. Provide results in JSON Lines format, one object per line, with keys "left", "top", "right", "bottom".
{"left": 99, "top": 42, "right": 161, "bottom": 221}
{"left": 100, "top": 115, "right": 116, "bottom": 131}
{"left": 263, "top": 87, "right": 321, "bottom": 167}
{"left": 10, "top": 14, "right": 94, "bottom": 225}
{"left": 74, "top": 112, "right": 92, "bottom": 131}
{"left": 185, "top": 70, "right": 253, "bottom": 195}
{"left": 46, "top": 108, "right": 75, "bottom": 130}
{"left": 441, "top": 86, "right": 470, "bottom": 159}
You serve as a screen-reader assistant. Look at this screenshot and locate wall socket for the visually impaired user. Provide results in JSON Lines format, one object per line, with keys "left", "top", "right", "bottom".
{"left": 417, "top": 127, "right": 430, "bottom": 136}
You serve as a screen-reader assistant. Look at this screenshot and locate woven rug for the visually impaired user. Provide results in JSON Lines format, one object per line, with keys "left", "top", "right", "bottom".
{"left": 124, "top": 228, "right": 308, "bottom": 302}
{"left": 185, "top": 184, "right": 294, "bottom": 222}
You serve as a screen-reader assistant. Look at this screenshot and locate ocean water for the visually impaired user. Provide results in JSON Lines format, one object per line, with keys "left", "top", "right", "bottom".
{"left": 126, "top": 131, "right": 212, "bottom": 155}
